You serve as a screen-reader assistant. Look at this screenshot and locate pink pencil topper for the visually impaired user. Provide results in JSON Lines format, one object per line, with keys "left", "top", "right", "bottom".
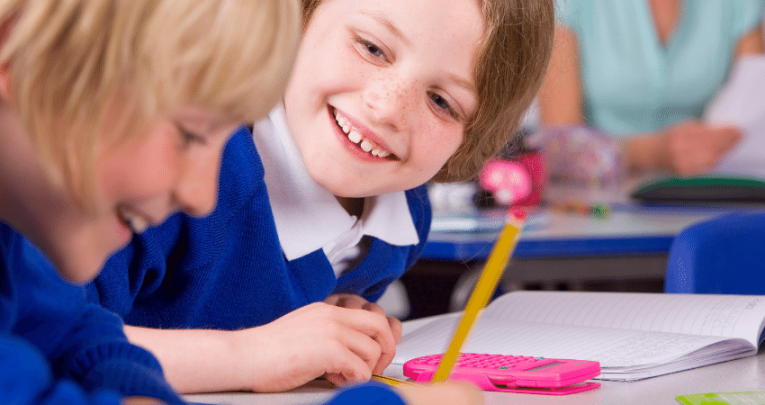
{"left": 479, "top": 160, "right": 532, "bottom": 206}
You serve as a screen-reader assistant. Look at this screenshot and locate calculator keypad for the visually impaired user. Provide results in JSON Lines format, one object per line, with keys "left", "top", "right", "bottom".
{"left": 409, "top": 353, "right": 539, "bottom": 370}
{"left": 403, "top": 352, "right": 601, "bottom": 394}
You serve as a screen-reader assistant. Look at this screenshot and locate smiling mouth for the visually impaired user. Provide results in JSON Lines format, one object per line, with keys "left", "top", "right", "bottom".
{"left": 117, "top": 206, "right": 150, "bottom": 234}
{"left": 331, "top": 108, "right": 397, "bottom": 160}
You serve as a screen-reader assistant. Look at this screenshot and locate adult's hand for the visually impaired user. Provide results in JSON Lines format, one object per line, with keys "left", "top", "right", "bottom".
{"left": 656, "top": 120, "right": 741, "bottom": 175}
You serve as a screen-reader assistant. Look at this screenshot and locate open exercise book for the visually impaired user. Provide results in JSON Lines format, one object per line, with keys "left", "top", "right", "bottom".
{"left": 391, "top": 291, "right": 765, "bottom": 381}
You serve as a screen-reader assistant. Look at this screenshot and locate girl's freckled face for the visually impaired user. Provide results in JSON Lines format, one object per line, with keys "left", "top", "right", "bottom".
{"left": 283, "top": 0, "right": 485, "bottom": 198}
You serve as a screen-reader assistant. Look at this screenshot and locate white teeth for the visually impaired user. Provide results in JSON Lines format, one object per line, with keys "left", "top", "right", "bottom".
{"left": 118, "top": 208, "right": 149, "bottom": 234}
{"left": 129, "top": 216, "right": 149, "bottom": 234}
{"left": 333, "top": 110, "right": 392, "bottom": 158}
{"left": 348, "top": 130, "right": 362, "bottom": 144}
{"left": 360, "top": 140, "right": 373, "bottom": 152}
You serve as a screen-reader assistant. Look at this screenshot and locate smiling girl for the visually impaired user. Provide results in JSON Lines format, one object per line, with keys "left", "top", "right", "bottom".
{"left": 86, "top": 0, "right": 555, "bottom": 396}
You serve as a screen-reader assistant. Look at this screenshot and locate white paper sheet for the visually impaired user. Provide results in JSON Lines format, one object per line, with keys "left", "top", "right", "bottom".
{"left": 705, "top": 56, "right": 765, "bottom": 178}
{"left": 393, "top": 292, "right": 765, "bottom": 380}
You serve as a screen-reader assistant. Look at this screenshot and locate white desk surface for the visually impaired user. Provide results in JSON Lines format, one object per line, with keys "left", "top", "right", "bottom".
{"left": 186, "top": 316, "right": 765, "bottom": 405}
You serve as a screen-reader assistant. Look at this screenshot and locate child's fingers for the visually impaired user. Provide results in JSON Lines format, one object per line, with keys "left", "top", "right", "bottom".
{"left": 330, "top": 297, "right": 400, "bottom": 343}
{"left": 319, "top": 329, "right": 382, "bottom": 386}
{"left": 360, "top": 302, "right": 402, "bottom": 344}
{"left": 360, "top": 302, "right": 402, "bottom": 342}
{"left": 238, "top": 302, "right": 401, "bottom": 393}
{"left": 358, "top": 304, "right": 400, "bottom": 372}
{"left": 327, "top": 293, "right": 369, "bottom": 309}
{"left": 279, "top": 303, "right": 396, "bottom": 382}
{"left": 330, "top": 305, "right": 397, "bottom": 376}
{"left": 361, "top": 301, "right": 386, "bottom": 315}
{"left": 335, "top": 307, "right": 397, "bottom": 367}
{"left": 387, "top": 315, "right": 403, "bottom": 343}
{"left": 338, "top": 295, "right": 367, "bottom": 309}
{"left": 122, "top": 397, "right": 166, "bottom": 405}
{"left": 324, "top": 372, "right": 348, "bottom": 386}
{"left": 336, "top": 320, "right": 387, "bottom": 376}
{"left": 302, "top": 302, "right": 394, "bottom": 347}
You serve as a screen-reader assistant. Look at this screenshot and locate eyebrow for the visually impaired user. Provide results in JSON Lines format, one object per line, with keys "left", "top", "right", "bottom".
{"left": 364, "top": 12, "right": 412, "bottom": 48}
{"left": 450, "top": 73, "right": 477, "bottom": 95}
{"left": 361, "top": 12, "right": 476, "bottom": 95}
{"left": 179, "top": 115, "right": 230, "bottom": 135}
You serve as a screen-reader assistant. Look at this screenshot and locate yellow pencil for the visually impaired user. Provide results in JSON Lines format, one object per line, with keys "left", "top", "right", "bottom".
{"left": 431, "top": 208, "right": 526, "bottom": 382}
{"left": 371, "top": 373, "right": 419, "bottom": 387}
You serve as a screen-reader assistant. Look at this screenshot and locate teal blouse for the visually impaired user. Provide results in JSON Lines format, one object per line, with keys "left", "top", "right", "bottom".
{"left": 555, "top": 0, "right": 764, "bottom": 137}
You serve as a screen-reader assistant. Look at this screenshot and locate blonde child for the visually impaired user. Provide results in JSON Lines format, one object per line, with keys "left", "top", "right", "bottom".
{"left": 2, "top": 0, "right": 487, "bottom": 404}
{"left": 0, "top": 1, "right": 487, "bottom": 404}
{"left": 87, "top": 0, "right": 555, "bottom": 396}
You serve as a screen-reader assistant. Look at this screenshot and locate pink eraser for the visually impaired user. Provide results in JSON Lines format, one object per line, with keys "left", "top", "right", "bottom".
{"left": 508, "top": 208, "right": 527, "bottom": 221}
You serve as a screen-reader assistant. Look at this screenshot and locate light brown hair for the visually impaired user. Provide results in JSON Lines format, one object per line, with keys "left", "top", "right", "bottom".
{"left": 301, "top": 0, "right": 554, "bottom": 182}
{"left": 0, "top": 0, "right": 300, "bottom": 201}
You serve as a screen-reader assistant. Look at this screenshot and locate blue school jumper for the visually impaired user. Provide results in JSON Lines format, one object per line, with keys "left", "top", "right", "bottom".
{"left": 86, "top": 126, "right": 431, "bottom": 329}
{"left": 329, "top": 383, "right": 406, "bottom": 405}
{"left": 1, "top": 226, "right": 405, "bottom": 405}
{"left": 0, "top": 222, "right": 182, "bottom": 404}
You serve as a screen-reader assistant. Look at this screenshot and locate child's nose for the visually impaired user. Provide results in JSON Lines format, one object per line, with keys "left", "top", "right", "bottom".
{"left": 364, "top": 79, "right": 411, "bottom": 131}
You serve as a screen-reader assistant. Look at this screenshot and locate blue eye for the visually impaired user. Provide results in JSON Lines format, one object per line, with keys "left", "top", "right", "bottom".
{"left": 356, "top": 36, "right": 389, "bottom": 62}
{"left": 365, "top": 42, "right": 383, "bottom": 57}
{"left": 430, "top": 93, "right": 460, "bottom": 120}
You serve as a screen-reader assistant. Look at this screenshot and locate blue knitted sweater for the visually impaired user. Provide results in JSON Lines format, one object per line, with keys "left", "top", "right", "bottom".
{"left": 1, "top": 224, "right": 407, "bottom": 405}
{"left": 86, "top": 126, "right": 431, "bottom": 330}
{"left": 0, "top": 222, "right": 182, "bottom": 405}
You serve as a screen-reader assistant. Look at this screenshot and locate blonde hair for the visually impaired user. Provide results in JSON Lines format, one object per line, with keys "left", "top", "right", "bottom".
{"left": 301, "top": 0, "right": 554, "bottom": 182}
{"left": 0, "top": 0, "right": 300, "bottom": 201}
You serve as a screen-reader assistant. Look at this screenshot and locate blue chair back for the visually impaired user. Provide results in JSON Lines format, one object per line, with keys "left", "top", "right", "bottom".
{"left": 665, "top": 212, "right": 765, "bottom": 294}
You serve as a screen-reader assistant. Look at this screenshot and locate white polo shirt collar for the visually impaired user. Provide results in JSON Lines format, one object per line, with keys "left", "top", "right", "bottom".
{"left": 251, "top": 104, "right": 420, "bottom": 261}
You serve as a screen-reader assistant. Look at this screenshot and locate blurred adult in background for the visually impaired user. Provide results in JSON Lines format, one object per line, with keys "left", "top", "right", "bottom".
{"left": 538, "top": 0, "right": 765, "bottom": 177}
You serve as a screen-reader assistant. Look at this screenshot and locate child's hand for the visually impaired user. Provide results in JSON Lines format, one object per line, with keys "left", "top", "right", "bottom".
{"left": 122, "top": 397, "right": 165, "bottom": 405}
{"left": 232, "top": 302, "right": 397, "bottom": 392}
{"left": 324, "top": 293, "right": 403, "bottom": 382}
{"left": 325, "top": 293, "right": 403, "bottom": 342}
{"left": 396, "top": 382, "right": 484, "bottom": 405}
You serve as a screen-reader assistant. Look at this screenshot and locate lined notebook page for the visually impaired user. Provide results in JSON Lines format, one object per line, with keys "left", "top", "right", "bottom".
{"left": 485, "top": 291, "right": 765, "bottom": 345}
{"left": 394, "top": 316, "right": 742, "bottom": 370}
{"left": 393, "top": 292, "right": 765, "bottom": 379}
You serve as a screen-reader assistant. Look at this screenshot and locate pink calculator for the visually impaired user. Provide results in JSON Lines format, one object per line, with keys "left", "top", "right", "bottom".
{"left": 403, "top": 353, "right": 600, "bottom": 395}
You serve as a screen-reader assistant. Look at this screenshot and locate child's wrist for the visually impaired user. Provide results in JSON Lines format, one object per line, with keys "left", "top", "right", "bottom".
{"left": 219, "top": 328, "right": 262, "bottom": 392}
